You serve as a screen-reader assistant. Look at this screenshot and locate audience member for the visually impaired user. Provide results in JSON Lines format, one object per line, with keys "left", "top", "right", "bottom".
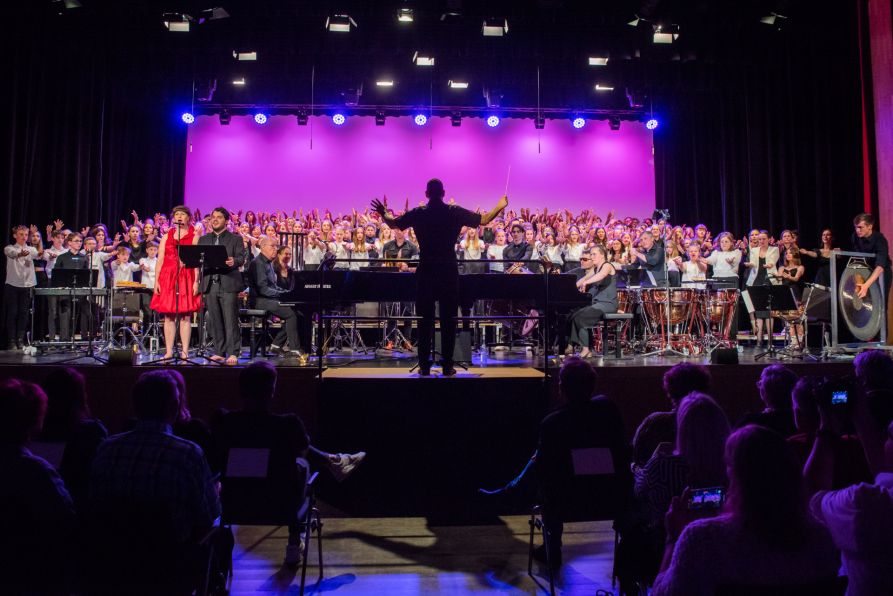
{"left": 805, "top": 353, "right": 893, "bottom": 596}
{"left": 0, "top": 379, "right": 77, "bottom": 593}
{"left": 652, "top": 425, "right": 839, "bottom": 595}
{"left": 632, "top": 363, "right": 711, "bottom": 467}
{"left": 89, "top": 370, "right": 220, "bottom": 542}
{"left": 533, "top": 357, "right": 629, "bottom": 567}
{"left": 736, "top": 364, "right": 799, "bottom": 437}
{"left": 787, "top": 375, "right": 871, "bottom": 488}
{"left": 38, "top": 367, "right": 108, "bottom": 509}
{"left": 213, "top": 361, "right": 366, "bottom": 564}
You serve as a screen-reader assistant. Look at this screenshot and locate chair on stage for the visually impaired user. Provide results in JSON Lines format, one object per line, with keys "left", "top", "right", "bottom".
{"left": 239, "top": 307, "right": 271, "bottom": 358}
{"left": 218, "top": 448, "right": 323, "bottom": 595}
{"left": 596, "top": 313, "right": 635, "bottom": 358}
{"left": 527, "top": 446, "right": 628, "bottom": 596}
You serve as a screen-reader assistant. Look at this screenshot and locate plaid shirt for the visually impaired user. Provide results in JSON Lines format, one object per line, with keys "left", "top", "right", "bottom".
{"left": 90, "top": 421, "right": 220, "bottom": 541}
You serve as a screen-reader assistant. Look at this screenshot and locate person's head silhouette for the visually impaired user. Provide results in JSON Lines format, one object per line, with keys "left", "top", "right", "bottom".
{"left": 425, "top": 178, "right": 445, "bottom": 202}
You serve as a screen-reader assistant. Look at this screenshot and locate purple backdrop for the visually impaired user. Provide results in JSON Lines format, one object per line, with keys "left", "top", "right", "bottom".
{"left": 184, "top": 115, "right": 655, "bottom": 218}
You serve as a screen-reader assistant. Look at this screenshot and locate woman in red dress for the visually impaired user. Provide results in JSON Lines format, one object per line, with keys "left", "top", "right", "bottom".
{"left": 150, "top": 205, "right": 202, "bottom": 359}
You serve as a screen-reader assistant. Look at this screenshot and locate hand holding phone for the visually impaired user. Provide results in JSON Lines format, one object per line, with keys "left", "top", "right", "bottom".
{"left": 687, "top": 486, "right": 726, "bottom": 510}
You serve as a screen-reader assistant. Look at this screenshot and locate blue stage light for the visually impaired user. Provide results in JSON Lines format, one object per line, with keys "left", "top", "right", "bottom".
{"left": 486, "top": 115, "right": 500, "bottom": 127}
{"left": 414, "top": 114, "right": 427, "bottom": 126}
{"left": 646, "top": 118, "right": 659, "bottom": 130}
{"left": 332, "top": 113, "right": 346, "bottom": 125}
{"left": 572, "top": 117, "right": 585, "bottom": 129}
{"left": 181, "top": 112, "right": 195, "bottom": 124}
{"left": 254, "top": 113, "right": 268, "bottom": 124}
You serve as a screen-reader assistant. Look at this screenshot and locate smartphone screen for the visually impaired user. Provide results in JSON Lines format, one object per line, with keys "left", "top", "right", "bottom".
{"left": 688, "top": 487, "right": 725, "bottom": 510}
{"left": 831, "top": 390, "right": 848, "bottom": 405}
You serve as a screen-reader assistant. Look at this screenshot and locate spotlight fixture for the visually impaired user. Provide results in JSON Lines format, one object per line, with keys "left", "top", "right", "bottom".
{"left": 760, "top": 12, "right": 788, "bottom": 29}
{"left": 340, "top": 86, "right": 363, "bottom": 107}
{"left": 326, "top": 14, "right": 357, "bottom": 32}
{"left": 414, "top": 114, "right": 428, "bottom": 126}
{"left": 627, "top": 15, "right": 640, "bottom": 27}
{"left": 52, "top": 0, "right": 83, "bottom": 12}
{"left": 219, "top": 110, "right": 231, "bottom": 125}
{"left": 482, "top": 17, "right": 508, "bottom": 37}
{"left": 588, "top": 57, "right": 609, "bottom": 66}
{"left": 233, "top": 50, "right": 257, "bottom": 61}
{"left": 297, "top": 111, "right": 308, "bottom": 126}
{"left": 534, "top": 115, "right": 545, "bottom": 130}
{"left": 625, "top": 88, "right": 645, "bottom": 109}
{"left": 483, "top": 87, "right": 503, "bottom": 108}
{"left": 162, "top": 12, "right": 191, "bottom": 32}
{"left": 397, "top": 7, "right": 414, "bottom": 23}
{"left": 332, "top": 113, "right": 346, "bottom": 126}
{"left": 232, "top": 77, "right": 246, "bottom": 86}
{"left": 608, "top": 116, "right": 621, "bottom": 131}
{"left": 254, "top": 113, "right": 268, "bottom": 125}
{"left": 450, "top": 111, "right": 462, "bottom": 127}
{"left": 653, "top": 24, "right": 680, "bottom": 44}
{"left": 448, "top": 80, "right": 469, "bottom": 90}
{"left": 181, "top": 112, "right": 195, "bottom": 124}
{"left": 375, "top": 111, "right": 386, "bottom": 126}
{"left": 412, "top": 52, "right": 435, "bottom": 67}
{"left": 595, "top": 84, "right": 615, "bottom": 92}
{"left": 376, "top": 80, "right": 394, "bottom": 87}
{"left": 572, "top": 117, "right": 586, "bottom": 129}
{"left": 197, "top": 7, "right": 229, "bottom": 24}
{"left": 646, "top": 118, "right": 659, "bottom": 130}
{"left": 486, "top": 115, "right": 500, "bottom": 128}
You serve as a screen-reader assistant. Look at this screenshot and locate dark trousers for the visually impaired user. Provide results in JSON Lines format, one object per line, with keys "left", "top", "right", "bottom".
{"left": 59, "top": 296, "right": 91, "bottom": 342}
{"left": 257, "top": 297, "right": 304, "bottom": 351}
{"left": 4, "top": 284, "right": 31, "bottom": 345}
{"left": 568, "top": 305, "right": 607, "bottom": 347}
{"left": 204, "top": 283, "right": 241, "bottom": 357}
{"left": 416, "top": 271, "right": 459, "bottom": 368}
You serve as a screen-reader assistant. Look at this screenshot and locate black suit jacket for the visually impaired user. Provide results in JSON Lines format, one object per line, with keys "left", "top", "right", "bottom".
{"left": 197, "top": 230, "right": 246, "bottom": 293}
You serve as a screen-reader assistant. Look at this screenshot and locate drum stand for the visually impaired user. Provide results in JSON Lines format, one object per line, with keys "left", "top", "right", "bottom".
{"left": 379, "top": 302, "right": 412, "bottom": 352}
{"left": 322, "top": 305, "right": 369, "bottom": 354}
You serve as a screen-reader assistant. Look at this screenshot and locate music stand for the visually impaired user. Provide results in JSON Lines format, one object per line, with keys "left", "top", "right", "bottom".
{"left": 748, "top": 285, "right": 798, "bottom": 360}
{"left": 181, "top": 244, "right": 229, "bottom": 365}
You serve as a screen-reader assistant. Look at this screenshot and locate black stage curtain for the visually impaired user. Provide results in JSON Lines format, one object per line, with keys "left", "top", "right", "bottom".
{"left": 652, "top": 5, "right": 868, "bottom": 246}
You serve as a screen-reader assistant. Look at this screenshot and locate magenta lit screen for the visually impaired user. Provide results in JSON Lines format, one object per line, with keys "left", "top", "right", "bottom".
{"left": 184, "top": 115, "right": 655, "bottom": 218}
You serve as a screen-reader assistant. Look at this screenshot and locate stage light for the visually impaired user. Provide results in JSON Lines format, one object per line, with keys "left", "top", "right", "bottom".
{"left": 297, "top": 111, "right": 308, "bottom": 126}
{"left": 326, "top": 14, "right": 356, "bottom": 32}
{"left": 332, "top": 113, "right": 346, "bottom": 125}
{"left": 376, "top": 80, "right": 394, "bottom": 87}
{"left": 448, "top": 80, "right": 469, "bottom": 89}
{"left": 412, "top": 52, "right": 435, "bottom": 66}
{"left": 232, "top": 78, "right": 246, "bottom": 86}
{"left": 482, "top": 17, "right": 508, "bottom": 37}
{"left": 254, "top": 113, "right": 267, "bottom": 125}
{"left": 233, "top": 51, "right": 257, "bottom": 61}
{"left": 162, "top": 13, "right": 191, "bottom": 32}
{"left": 398, "top": 8, "right": 414, "bottom": 22}
{"left": 197, "top": 7, "right": 229, "bottom": 24}
{"left": 595, "top": 84, "right": 615, "bottom": 92}
{"left": 627, "top": 15, "right": 640, "bottom": 27}
{"left": 761, "top": 12, "right": 788, "bottom": 29}
{"left": 646, "top": 118, "right": 659, "bottom": 130}
{"left": 588, "top": 57, "right": 609, "bottom": 66}
{"left": 609, "top": 116, "right": 622, "bottom": 131}
{"left": 219, "top": 110, "right": 231, "bottom": 125}
{"left": 653, "top": 24, "right": 680, "bottom": 44}
{"left": 572, "top": 117, "right": 585, "bottom": 129}
{"left": 414, "top": 114, "right": 427, "bottom": 126}
{"left": 181, "top": 112, "right": 195, "bottom": 124}
{"left": 450, "top": 111, "right": 462, "bottom": 127}
{"left": 486, "top": 115, "right": 500, "bottom": 128}
{"left": 375, "top": 111, "right": 386, "bottom": 126}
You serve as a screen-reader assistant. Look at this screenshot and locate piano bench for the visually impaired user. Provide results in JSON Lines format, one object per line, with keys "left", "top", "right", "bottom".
{"left": 600, "top": 313, "right": 634, "bottom": 359}
{"left": 239, "top": 309, "right": 270, "bottom": 358}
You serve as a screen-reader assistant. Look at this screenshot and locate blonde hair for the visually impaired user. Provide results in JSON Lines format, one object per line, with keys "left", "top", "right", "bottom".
{"left": 676, "top": 392, "right": 730, "bottom": 487}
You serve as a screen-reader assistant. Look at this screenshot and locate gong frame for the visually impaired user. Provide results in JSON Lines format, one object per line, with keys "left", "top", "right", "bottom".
{"left": 830, "top": 250, "right": 887, "bottom": 348}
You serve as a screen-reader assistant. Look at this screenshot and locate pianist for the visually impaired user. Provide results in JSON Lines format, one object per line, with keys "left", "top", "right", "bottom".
{"left": 564, "top": 246, "right": 618, "bottom": 358}
{"left": 247, "top": 236, "right": 306, "bottom": 360}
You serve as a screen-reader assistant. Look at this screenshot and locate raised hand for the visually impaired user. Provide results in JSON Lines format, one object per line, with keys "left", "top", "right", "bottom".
{"left": 370, "top": 196, "right": 389, "bottom": 217}
{"left": 54, "top": 219, "right": 64, "bottom": 230}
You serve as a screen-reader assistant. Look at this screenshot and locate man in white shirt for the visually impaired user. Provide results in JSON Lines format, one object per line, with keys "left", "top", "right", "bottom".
{"left": 805, "top": 351, "right": 893, "bottom": 596}
{"left": 4, "top": 225, "right": 42, "bottom": 349}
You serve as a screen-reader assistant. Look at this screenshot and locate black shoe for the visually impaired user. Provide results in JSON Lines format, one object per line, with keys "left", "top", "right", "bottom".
{"left": 532, "top": 544, "right": 562, "bottom": 568}
{"left": 417, "top": 362, "right": 431, "bottom": 376}
{"left": 442, "top": 366, "right": 457, "bottom": 377}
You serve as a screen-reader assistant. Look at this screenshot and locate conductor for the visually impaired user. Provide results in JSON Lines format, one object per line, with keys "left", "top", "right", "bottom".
{"left": 372, "top": 179, "right": 507, "bottom": 376}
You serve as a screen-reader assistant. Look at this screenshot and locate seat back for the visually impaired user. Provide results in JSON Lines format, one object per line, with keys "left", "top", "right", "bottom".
{"left": 219, "top": 445, "right": 309, "bottom": 526}
{"left": 548, "top": 445, "right": 630, "bottom": 523}
{"left": 29, "top": 441, "right": 67, "bottom": 469}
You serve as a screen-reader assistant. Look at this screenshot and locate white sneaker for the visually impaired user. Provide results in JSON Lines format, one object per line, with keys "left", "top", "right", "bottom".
{"left": 329, "top": 451, "right": 366, "bottom": 482}
{"left": 285, "top": 538, "right": 305, "bottom": 566}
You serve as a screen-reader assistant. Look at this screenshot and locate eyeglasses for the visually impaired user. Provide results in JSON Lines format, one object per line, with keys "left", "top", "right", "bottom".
{"left": 580, "top": 257, "right": 592, "bottom": 262}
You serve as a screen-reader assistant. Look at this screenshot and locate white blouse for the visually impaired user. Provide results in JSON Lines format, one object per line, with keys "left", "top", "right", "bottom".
{"left": 705, "top": 250, "right": 741, "bottom": 278}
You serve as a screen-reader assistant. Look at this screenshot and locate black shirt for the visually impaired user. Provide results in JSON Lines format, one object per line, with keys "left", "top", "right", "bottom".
{"left": 392, "top": 201, "right": 481, "bottom": 273}
{"left": 503, "top": 241, "right": 533, "bottom": 263}
{"left": 381, "top": 239, "right": 418, "bottom": 261}
{"left": 852, "top": 231, "right": 891, "bottom": 291}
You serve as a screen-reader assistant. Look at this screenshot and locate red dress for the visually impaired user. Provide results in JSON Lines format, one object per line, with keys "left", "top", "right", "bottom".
{"left": 150, "top": 227, "right": 202, "bottom": 314}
